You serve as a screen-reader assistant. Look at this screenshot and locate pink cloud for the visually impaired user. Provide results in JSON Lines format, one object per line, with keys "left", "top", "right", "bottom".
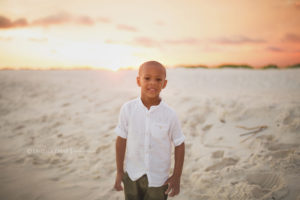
{"left": 295, "top": 2, "right": 300, "bottom": 9}
{"left": 76, "top": 15, "right": 95, "bottom": 26}
{"left": 133, "top": 37, "right": 158, "bottom": 47}
{"left": 0, "top": 15, "right": 28, "bottom": 29}
{"left": 1, "top": 13, "right": 98, "bottom": 29}
{"left": 97, "top": 17, "right": 111, "bottom": 23}
{"left": 164, "top": 38, "right": 199, "bottom": 45}
{"left": 213, "top": 36, "right": 266, "bottom": 45}
{"left": 32, "top": 12, "right": 72, "bottom": 26}
{"left": 266, "top": 46, "right": 284, "bottom": 52}
{"left": 117, "top": 24, "right": 138, "bottom": 32}
{"left": 282, "top": 33, "right": 300, "bottom": 43}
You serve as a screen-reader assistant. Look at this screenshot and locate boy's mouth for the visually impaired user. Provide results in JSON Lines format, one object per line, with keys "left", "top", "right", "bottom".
{"left": 147, "top": 88, "right": 156, "bottom": 93}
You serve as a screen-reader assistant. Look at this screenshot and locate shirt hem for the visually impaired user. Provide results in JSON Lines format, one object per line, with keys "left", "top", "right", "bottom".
{"left": 174, "top": 135, "right": 185, "bottom": 146}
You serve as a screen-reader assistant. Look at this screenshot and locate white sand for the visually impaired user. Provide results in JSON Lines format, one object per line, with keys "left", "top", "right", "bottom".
{"left": 0, "top": 68, "right": 299, "bottom": 200}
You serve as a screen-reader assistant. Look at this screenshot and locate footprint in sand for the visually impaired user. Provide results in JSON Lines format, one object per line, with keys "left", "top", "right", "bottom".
{"left": 202, "top": 124, "right": 213, "bottom": 131}
{"left": 247, "top": 173, "right": 282, "bottom": 189}
{"left": 267, "top": 143, "right": 298, "bottom": 151}
{"left": 95, "top": 144, "right": 111, "bottom": 154}
{"left": 61, "top": 102, "right": 70, "bottom": 107}
{"left": 246, "top": 172, "right": 288, "bottom": 199}
{"left": 14, "top": 124, "right": 25, "bottom": 131}
{"left": 205, "top": 157, "right": 239, "bottom": 171}
{"left": 211, "top": 150, "right": 224, "bottom": 159}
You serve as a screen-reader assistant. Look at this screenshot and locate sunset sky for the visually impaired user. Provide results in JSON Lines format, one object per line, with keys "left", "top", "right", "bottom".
{"left": 1, "top": 0, "right": 300, "bottom": 70}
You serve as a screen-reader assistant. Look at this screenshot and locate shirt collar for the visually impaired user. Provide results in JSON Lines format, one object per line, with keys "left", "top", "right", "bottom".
{"left": 138, "top": 96, "right": 164, "bottom": 112}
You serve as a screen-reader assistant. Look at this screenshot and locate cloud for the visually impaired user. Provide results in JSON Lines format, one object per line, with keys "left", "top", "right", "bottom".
{"left": 0, "top": 13, "right": 97, "bottom": 29}
{"left": 76, "top": 15, "right": 95, "bottom": 26}
{"left": 97, "top": 17, "right": 111, "bottom": 23}
{"left": 213, "top": 36, "right": 266, "bottom": 45}
{"left": 32, "top": 12, "right": 71, "bottom": 26}
{"left": 266, "top": 46, "right": 284, "bottom": 52}
{"left": 133, "top": 37, "right": 159, "bottom": 47}
{"left": 294, "top": 1, "right": 300, "bottom": 9}
{"left": 282, "top": 33, "right": 300, "bottom": 42}
{"left": 0, "top": 15, "right": 28, "bottom": 29}
{"left": 117, "top": 24, "right": 138, "bottom": 32}
{"left": 32, "top": 12, "right": 95, "bottom": 26}
{"left": 164, "top": 38, "right": 199, "bottom": 45}
{"left": 132, "top": 37, "right": 199, "bottom": 48}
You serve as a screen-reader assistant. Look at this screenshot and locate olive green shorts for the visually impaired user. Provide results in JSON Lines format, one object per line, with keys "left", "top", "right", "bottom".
{"left": 122, "top": 172, "right": 168, "bottom": 200}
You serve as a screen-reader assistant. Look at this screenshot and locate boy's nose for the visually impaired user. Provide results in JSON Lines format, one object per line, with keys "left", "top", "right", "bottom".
{"left": 149, "top": 79, "right": 156, "bottom": 85}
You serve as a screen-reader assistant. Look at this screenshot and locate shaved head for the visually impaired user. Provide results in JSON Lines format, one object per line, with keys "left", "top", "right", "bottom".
{"left": 138, "top": 61, "right": 166, "bottom": 77}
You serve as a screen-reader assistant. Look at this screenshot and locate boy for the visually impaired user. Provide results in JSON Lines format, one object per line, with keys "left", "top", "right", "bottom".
{"left": 114, "top": 61, "right": 185, "bottom": 200}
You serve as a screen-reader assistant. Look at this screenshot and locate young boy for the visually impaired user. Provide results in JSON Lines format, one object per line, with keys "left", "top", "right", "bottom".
{"left": 114, "top": 61, "right": 185, "bottom": 200}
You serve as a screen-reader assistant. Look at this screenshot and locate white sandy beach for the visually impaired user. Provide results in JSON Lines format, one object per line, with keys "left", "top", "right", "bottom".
{"left": 0, "top": 68, "right": 300, "bottom": 200}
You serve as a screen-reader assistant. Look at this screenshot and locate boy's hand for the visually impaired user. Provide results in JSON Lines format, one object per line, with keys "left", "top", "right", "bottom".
{"left": 164, "top": 175, "right": 181, "bottom": 197}
{"left": 114, "top": 172, "right": 124, "bottom": 191}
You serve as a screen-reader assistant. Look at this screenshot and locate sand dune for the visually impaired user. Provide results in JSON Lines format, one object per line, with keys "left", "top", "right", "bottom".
{"left": 0, "top": 68, "right": 299, "bottom": 200}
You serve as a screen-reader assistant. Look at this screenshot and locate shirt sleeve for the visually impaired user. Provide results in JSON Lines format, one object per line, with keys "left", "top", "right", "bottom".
{"left": 115, "top": 104, "right": 128, "bottom": 139}
{"left": 170, "top": 113, "right": 185, "bottom": 146}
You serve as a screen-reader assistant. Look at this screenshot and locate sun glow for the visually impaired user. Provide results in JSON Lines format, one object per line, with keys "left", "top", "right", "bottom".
{"left": 51, "top": 41, "right": 141, "bottom": 70}
{"left": 0, "top": 28, "right": 142, "bottom": 70}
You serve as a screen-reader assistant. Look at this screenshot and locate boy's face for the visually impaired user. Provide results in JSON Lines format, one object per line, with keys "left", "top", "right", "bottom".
{"left": 137, "top": 64, "right": 167, "bottom": 100}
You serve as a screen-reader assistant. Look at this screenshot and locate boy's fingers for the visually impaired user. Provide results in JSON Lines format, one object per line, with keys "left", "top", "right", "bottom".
{"left": 114, "top": 185, "right": 123, "bottom": 191}
{"left": 169, "top": 187, "right": 178, "bottom": 197}
{"left": 164, "top": 183, "right": 172, "bottom": 195}
{"left": 114, "top": 182, "right": 123, "bottom": 191}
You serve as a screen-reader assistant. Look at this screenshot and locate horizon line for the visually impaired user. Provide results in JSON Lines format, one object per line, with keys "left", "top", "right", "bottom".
{"left": 0, "top": 63, "right": 300, "bottom": 71}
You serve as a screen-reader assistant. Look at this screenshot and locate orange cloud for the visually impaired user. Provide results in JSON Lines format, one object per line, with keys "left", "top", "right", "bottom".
{"left": 0, "top": 16, "right": 28, "bottom": 29}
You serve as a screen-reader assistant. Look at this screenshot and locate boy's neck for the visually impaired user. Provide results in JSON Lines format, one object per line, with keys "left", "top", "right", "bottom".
{"left": 140, "top": 96, "right": 161, "bottom": 110}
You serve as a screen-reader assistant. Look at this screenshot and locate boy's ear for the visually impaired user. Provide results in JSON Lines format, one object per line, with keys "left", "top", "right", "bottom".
{"left": 136, "top": 76, "right": 141, "bottom": 87}
{"left": 162, "top": 79, "right": 167, "bottom": 89}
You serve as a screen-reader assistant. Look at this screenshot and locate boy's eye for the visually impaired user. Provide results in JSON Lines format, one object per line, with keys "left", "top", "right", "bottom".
{"left": 144, "top": 77, "right": 150, "bottom": 80}
{"left": 156, "top": 78, "right": 162, "bottom": 81}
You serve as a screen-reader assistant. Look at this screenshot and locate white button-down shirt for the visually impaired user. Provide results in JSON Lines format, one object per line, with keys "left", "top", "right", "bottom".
{"left": 115, "top": 97, "right": 185, "bottom": 187}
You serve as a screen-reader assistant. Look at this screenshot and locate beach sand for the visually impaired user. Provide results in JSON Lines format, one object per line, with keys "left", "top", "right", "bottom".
{"left": 0, "top": 68, "right": 299, "bottom": 200}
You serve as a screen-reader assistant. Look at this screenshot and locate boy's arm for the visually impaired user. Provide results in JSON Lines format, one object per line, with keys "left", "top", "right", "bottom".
{"left": 164, "top": 142, "right": 185, "bottom": 197}
{"left": 114, "top": 136, "right": 127, "bottom": 191}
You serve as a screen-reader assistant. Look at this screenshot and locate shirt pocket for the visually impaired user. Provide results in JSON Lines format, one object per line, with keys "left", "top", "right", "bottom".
{"left": 151, "top": 122, "right": 169, "bottom": 140}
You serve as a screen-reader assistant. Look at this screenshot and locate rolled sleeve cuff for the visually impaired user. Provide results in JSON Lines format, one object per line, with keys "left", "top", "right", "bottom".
{"left": 173, "top": 135, "right": 185, "bottom": 146}
{"left": 115, "top": 127, "right": 127, "bottom": 139}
